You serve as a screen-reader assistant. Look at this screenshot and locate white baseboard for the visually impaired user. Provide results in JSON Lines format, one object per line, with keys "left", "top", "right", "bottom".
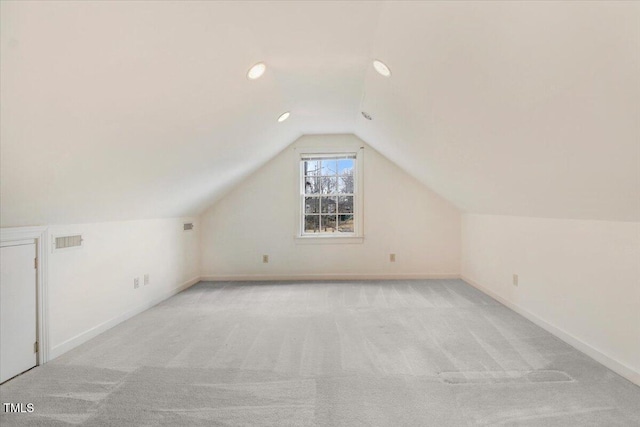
{"left": 48, "top": 276, "right": 201, "bottom": 360}
{"left": 200, "top": 273, "right": 460, "bottom": 281}
{"left": 461, "top": 275, "right": 640, "bottom": 387}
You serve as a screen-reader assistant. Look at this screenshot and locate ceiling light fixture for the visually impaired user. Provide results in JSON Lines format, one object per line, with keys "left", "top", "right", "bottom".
{"left": 247, "top": 62, "right": 266, "bottom": 80}
{"left": 277, "top": 111, "right": 290, "bottom": 122}
{"left": 373, "top": 59, "right": 391, "bottom": 77}
{"left": 361, "top": 111, "right": 372, "bottom": 120}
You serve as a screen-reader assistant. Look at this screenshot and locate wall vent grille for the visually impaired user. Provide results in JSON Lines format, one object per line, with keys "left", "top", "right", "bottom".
{"left": 183, "top": 223, "right": 194, "bottom": 231}
{"left": 55, "top": 235, "right": 83, "bottom": 250}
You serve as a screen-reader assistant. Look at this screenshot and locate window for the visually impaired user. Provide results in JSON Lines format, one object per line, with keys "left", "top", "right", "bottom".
{"left": 300, "top": 153, "right": 358, "bottom": 236}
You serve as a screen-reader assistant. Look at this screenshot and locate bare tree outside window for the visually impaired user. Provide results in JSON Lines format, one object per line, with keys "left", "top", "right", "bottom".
{"left": 302, "top": 155, "right": 356, "bottom": 234}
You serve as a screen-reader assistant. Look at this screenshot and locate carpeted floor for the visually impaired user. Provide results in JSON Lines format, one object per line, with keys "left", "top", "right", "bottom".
{"left": 1, "top": 279, "right": 639, "bottom": 426}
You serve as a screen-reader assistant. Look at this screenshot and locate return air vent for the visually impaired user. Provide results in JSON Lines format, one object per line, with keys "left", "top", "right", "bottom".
{"left": 183, "top": 223, "right": 194, "bottom": 231}
{"left": 55, "top": 235, "right": 83, "bottom": 250}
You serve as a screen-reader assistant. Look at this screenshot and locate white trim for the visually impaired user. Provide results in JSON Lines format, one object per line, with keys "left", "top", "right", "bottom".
{"left": 295, "top": 145, "right": 365, "bottom": 241}
{"left": 48, "top": 276, "right": 201, "bottom": 360}
{"left": 1, "top": 226, "right": 49, "bottom": 365}
{"left": 294, "top": 236, "right": 364, "bottom": 245}
{"left": 201, "top": 273, "right": 460, "bottom": 281}
{"left": 461, "top": 275, "right": 640, "bottom": 387}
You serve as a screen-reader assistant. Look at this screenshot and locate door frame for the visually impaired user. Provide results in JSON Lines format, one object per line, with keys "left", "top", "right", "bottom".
{"left": 1, "top": 226, "right": 49, "bottom": 365}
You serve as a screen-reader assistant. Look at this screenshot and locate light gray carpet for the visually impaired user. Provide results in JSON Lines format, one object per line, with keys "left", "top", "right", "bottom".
{"left": 1, "top": 279, "right": 639, "bottom": 426}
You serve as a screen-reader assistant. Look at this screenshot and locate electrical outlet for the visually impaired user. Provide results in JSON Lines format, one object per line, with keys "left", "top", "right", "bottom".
{"left": 134, "top": 277, "right": 140, "bottom": 289}
{"left": 513, "top": 274, "right": 518, "bottom": 287}
{"left": 263, "top": 255, "right": 269, "bottom": 263}
{"left": 390, "top": 253, "right": 396, "bottom": 262}
{"left": 144, "top": 274, "right": 149, "bottom": 286}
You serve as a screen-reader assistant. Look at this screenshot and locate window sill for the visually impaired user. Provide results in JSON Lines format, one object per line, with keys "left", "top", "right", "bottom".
{"left": 294, "top": 235, "right": 364, "bottom": 245}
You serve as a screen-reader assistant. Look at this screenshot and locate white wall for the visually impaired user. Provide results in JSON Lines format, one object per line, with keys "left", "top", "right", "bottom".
{"left": 200, "top": 134, "right": 461, "bottom": 279}
{"left": 461, "top": 214, "right": 640, "bottom": 384}
{"left": 47, "top": 218, "right": 200, "bottom": 359}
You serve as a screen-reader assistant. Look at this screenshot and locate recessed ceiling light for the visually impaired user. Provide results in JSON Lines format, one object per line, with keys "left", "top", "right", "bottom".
{"left": 247, "top": 62, "right": 266, "bottom": 80}
{"left": 361, "top": 111, "right": 372, "bottom": 120}
{"left": 373, "top": 59, "right": 391, "bottom": 77}
{"left": 277, "top": 111, "right": 290, "bottom": 122}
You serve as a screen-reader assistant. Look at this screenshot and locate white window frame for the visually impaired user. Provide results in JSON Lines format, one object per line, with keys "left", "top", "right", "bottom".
{"left": 295, "top": 145, "right": 364, "bottom": 244}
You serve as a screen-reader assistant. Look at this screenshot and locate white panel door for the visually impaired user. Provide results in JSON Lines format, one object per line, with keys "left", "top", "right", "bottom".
{"left": 0, "top": 242, "right": 37, "bottom": 383}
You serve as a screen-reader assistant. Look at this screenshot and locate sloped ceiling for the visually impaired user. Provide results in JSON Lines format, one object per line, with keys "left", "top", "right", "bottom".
{"left": 1, "top": 1, "right": 638, "bottom": 227}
